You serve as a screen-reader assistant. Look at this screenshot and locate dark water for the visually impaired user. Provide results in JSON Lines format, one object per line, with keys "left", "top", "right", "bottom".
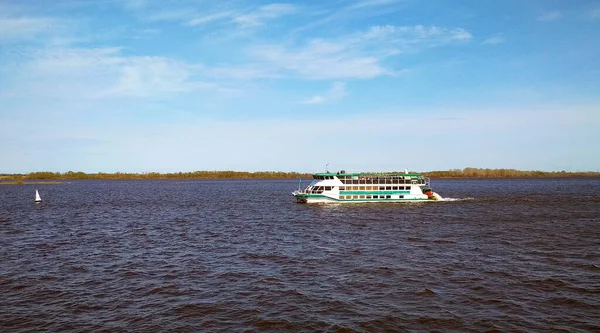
{"left": 1, "top": 178, "right": 599, "bottom": 332}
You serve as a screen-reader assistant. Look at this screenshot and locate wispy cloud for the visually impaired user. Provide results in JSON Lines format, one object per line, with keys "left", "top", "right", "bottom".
{"left": 123, "top": 0, "right": 147, "bottom": 10}
{"left": 207, "top": 64, "right": 279, "bottom": 79}
{"left": 249, "top": 25, "right": 471, "bottom": 80}
{"left": 300, "top": 82, "right": 347, "bottom": 104}
{"left": 106, "top": 56, "right": 210, "bottom": 98}
{"left": 0, "top": 17, "right": 55, "bottom": 42}
{"left": 233, "top": 3, "right": 298, "bottom": 28}
{"left": 5, "top": 47, "right": 219, "bottom": 100}
{"left": 482, "top": 34, "right": 505, "bottom": 45}
{"left": 291, "top": 0, "right": 405, "bottom": 34}
{"left": 349, "top": 0, "right": 403, "bottom": 9}
{"left": 359, "top": 25, "right": 472, "bottom": 42}
{"left": 249, "top": 40, "right": 388, "bottom": 79}
{"left": 121, "top": 2, "right": 298, "bottom": 30}
{"left": 587, "top": 6, "right": 600, "bottom": 21}
{"left": 537, "top": 10, "right": 562, "bottom": 22}
{"left": 186, "top": 11, "right": 233, "bottom": 27}
{"left": 144, "top": 8, "right": 197, "bottom": 22}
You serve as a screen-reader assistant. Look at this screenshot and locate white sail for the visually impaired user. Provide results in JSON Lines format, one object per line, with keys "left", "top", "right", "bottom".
{"left": 35, "top": 190, "right": 42, "bottom": 202}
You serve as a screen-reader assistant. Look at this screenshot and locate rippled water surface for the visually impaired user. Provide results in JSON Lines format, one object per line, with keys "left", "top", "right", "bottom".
{"left": 1, "top": 178, "right": 599, "bottom": 332}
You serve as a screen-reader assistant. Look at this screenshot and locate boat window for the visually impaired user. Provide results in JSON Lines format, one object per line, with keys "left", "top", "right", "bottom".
{"left": 359, "top": 186, "right": 365, "bottom": 191}
{"left": 406, "top": 186, "right": 411, "bottom": 190}
{"left": 359, "top": 195, "right": 365, "bottom": 199}
{"left": 339, "top": 187, "right": 345, "bottom": 191}
{"left": 366, "top": 195, "right": 372, "bottom": 199}
{"left": 353, "top": 195, "right": 358, "bottom": 199}
{"left": 392, "top": 186, "right": 398, "bottom": 190}
{"left": 353, "top": 186, "right": 358, "bottom": 191}
{"left": 324, "top": 186, "right": 331, "bottom": 191}
{"left": 386, "top": 195, "right": 391, "bottom": 199}
{"left": 399, "top": 195, "right": 404, "bottom": 198}
{"left": 379, "top": 186, "right": 385, "bottom": 190}
{"left": 373, "top": 195, "right": 378, "bottom": 199}
{"left": 339, "top": 196, "right": 344, "bottom": 200}
{"left": 366, "top": 186, "right": 372, "bottom": 191}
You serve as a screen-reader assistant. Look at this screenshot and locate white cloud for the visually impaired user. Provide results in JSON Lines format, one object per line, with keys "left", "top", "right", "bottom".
{"left": 247, "top": 25, "right": 471, "bottom": 80}
{"left": 300, "top": 81, "right": 347, "bottom": 104}
{"left": 537, "top": 11, "right": 562, "bottom": 22}
{"left": 207, "top": 64, "right": 279, "bottom": 79}
{"left": 5, "top": 47, "right": 219, "bottom": 100}
{"left": 587, "top": 7, "right": 600, "bottom": 21}
{"left": 145, "top": 8, "right": 197, "bottom": 22}
{"left": 0, "top": 17, "right": 54, "bottom": 42}
{"left": 123, "top": 0, "right": 147, "bottom": 10}
{"left": 250, "top": 40, "right": 388, "bottom": 79}
{"left": 482, "top": 35, "right": 505, "bottom": 45}
{"left": 106, "top": 56, "right": 209, "bottom": 97}
{"left": 349, "top": 0, "right": 402, "bottom": 9}
{"left": 233, "top": 3, "right": 297, "bottom": 28}
{"left": 121, "top": 2, "right": 298, "bottom": 29}
{"left": 186, "top": 11, "right": 233, "bottom": 26}
{"left": 360, "top": 25, "right": 472, "bottom": 42}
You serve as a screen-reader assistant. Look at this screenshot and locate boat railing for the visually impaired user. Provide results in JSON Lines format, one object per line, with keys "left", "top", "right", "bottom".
{"left": 425, "top": 177, "right": 431, "bottom": 187}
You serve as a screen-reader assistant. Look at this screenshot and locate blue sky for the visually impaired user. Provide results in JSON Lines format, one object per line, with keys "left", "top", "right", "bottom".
{"left": 1, "top": 0, "right": 599, "bottom": 173}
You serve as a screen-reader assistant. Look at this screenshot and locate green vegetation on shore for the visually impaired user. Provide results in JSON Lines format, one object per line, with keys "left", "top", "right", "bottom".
{"left": 421, "top": 167, "right": 600, "bottom": 178}
{"left": 0, "top": 170, "right": 312, "bottom": 181}
{"left": 0, "top": 168, "right": 598, "bottom": 182}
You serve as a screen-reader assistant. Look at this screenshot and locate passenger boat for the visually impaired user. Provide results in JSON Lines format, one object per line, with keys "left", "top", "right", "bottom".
{"left": 292, "top": 170, "right": 442, "bottom": 203}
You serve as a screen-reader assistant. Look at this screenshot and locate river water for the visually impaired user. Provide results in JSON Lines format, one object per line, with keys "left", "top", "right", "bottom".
{"left": 1, "top": 178, "right": 599, "bottom": 332}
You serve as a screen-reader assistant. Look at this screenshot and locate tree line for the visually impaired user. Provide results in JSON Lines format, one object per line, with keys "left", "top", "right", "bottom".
{"left": 1, "top": 168, "right": 599, "bottom": 181}
{"left": 5, "top": 171, "right": 312, "bottom": 180}
{"left": 421, "top": 167, "right": 600, "bottom": 178}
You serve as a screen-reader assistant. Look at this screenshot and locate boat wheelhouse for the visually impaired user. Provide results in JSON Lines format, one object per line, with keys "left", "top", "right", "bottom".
{"left": 292, "top": 170, "right": 442, "bottom": 203}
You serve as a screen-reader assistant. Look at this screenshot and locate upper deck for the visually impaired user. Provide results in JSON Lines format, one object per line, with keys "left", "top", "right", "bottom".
{"left": 312, "top": 172, "right": 425, "bottom": 179}
{"left": 311, "top": 171, "right": 428, "bottom": 185}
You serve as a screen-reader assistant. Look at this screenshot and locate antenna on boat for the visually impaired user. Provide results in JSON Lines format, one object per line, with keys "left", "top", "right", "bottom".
{"left": 325, "top": 163, "right": 330, "bottom": 173}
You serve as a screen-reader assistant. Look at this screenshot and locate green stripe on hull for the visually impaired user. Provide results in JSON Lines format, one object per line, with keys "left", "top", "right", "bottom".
{"left": 300, "top": 194, "right": 433, "bottom": 202}
{"left": 309, "top": 198, "right": 433, "bottom": 202}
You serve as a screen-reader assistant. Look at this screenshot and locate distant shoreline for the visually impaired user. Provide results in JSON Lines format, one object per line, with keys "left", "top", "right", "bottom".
{"left": 1, "top": 168, "right": 599, "bottom": 181}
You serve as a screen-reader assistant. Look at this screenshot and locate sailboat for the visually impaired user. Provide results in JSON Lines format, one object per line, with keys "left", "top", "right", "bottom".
{"left": 35, "top": 189, "right": 42, "bottom": 203}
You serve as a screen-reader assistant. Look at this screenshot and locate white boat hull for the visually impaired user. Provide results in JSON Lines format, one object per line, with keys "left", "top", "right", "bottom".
{"left": 293, "top": 171, "right": 442, "bottom": 204}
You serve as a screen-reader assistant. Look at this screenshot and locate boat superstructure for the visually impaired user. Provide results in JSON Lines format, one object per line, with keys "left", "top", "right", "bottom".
{"left": 292, "top": 170, "right": 442, "bottom": 203}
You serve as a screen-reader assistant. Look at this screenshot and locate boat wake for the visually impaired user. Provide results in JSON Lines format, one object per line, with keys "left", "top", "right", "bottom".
{"left": 439, "top": 197, "right": 475, "bottom": 202}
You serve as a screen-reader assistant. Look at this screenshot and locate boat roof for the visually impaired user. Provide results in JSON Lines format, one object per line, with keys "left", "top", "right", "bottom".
{"left": 313, "top": 172, "right": 424, "bottom": 177}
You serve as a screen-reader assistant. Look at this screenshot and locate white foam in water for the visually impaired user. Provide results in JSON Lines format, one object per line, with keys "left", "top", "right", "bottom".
{"left": 439, "top": 197, "right": 475, "bottom": 202}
